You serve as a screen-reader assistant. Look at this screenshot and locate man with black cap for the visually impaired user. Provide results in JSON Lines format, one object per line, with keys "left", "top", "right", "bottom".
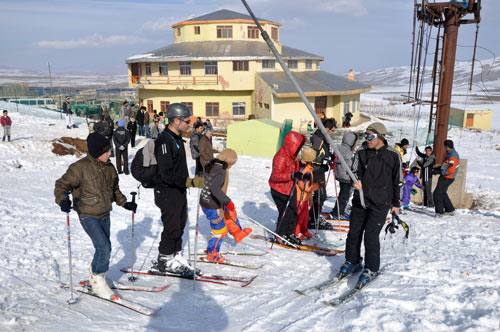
{"left": 336, "top": 122, "right": 403, "bottom": 288}
{"left": 54, "top": 132, "right": 137, "bottom": 300}
{"left": 152, "top": 103, "right": 204, "bottom": 277}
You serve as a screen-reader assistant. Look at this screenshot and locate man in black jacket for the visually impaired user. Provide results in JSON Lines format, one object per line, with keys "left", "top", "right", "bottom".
{"left": 415, "top": 143, "right": 435, "bottom": 207}
{"left": 112, "top": 120, "right": 131, "bottom": 174}
{"left": 152, "top": 103, "right": 204, "bottom": 277}
{"left": 127, "top": 116, "right": 138, "bottom": 148}
{"left": 337, "top": 122, "right": 402, "bottom": 287}
{"left": 135, "top": 106, "right": 146, "bottom": 136}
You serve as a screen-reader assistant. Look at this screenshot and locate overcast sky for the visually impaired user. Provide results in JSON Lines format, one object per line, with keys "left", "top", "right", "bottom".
{"left": 1, "top": 0, "right": 498, "bottom": 75}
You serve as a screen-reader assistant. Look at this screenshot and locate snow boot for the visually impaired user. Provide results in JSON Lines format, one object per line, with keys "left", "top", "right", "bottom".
{"left": 89, "top": 267, "right": 119, "bottom": 300}
{"left": 356, "top": 268, "right": 378, "bottom": 289}
{"left": 337, "top": 260, "right": 363, "bottom": 278}
{"left": 224, "top": 215, "right": 252, "bottom": 244}
{"left": 155, "top": 252, "right": 198, "bottom": 277}
{"left": 207, "top": 251, "right": 225, "bottom": 263}
{"left": 7, "top": 136, "right": 10, "bottom": 142}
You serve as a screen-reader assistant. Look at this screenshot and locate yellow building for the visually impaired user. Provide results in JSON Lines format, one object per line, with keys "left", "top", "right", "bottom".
{"left": 449, "top": 107, "right": 493, "bottom": 131}
{"left": 126, "top": 9, "right": 371, "bottom": 129}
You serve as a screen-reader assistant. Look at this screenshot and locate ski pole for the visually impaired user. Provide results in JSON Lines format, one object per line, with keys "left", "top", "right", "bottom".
{"left": 128, "top": 192, "right": 137, "bottom": 282}
{"left": 193, "top": 188, "right": 202, "bottom": 287}
{"left": 333, "top": 173, "right": 340, "bottom": 220}
{"left": 242, "top": 214, "right": 300, "bottom": 249}
{"left": 64, "top": 198, "right": 78, "bottom": 305}
{"left": 276, "top": 178, "right": 299, "bottom": 234}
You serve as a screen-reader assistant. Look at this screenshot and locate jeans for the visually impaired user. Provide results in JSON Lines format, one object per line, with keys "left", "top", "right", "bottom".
{"left": 145, "top": 124, "right": 151, "bottom": 138}
{"left": 79, "top": 216, "right": 111, "bottom": 274}
{"left": 138, "top": 125, "right": 145, "bottom": 136}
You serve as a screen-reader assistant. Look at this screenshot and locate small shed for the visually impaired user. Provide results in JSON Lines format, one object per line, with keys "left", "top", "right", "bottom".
{"left": 227, "top": 119, "right": 292, "bottom": 159}
{"left": 449, "top": 108, "right": 493, "bottom": 131}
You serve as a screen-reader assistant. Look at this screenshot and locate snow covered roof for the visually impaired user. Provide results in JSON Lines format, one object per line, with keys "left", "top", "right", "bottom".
{"left": 172, "top": 9, "right": 280, "bottom": 28}
{"left": 258, "top": 71, "right": 371, "bottom": 97}
{"left": 125, "top": 41, "right": 323, "bottom": 63}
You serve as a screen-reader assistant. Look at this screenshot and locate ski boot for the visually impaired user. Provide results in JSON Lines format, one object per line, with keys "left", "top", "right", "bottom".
{"left": 336, "top": 260, "right": 363, "bottom": 279}
{"left": 207, "top": 251, "right": 225, "bottom": 263}
{"left": 153, "top": 253, "right": 198, "bottom": 277}
{"left": 89, "top": 267, "right": 119, "bottom": 300}
{"left": 356, "top": 268, "right": 378, "bottom": 289}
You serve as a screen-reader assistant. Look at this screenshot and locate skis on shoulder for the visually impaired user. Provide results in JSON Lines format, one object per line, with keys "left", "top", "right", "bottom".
{"left": 250, "top": 234, "right": 343, "bottom": 256}
{"left": 190, "top": 257, "right": 263, "bottom": 270}
{"left": 59, "top": 283, "right": 158, "bottom": 316}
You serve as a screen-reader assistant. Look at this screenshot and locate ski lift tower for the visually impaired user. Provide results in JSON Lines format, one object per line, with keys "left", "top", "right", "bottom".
{"left": 415, "top": 0, "right": 480, "bottom": 163}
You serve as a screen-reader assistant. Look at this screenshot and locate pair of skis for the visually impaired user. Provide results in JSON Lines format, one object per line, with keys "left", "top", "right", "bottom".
{"left": 60, "top": 280, "right": 167, "bottom": 316}
{"left": 250, "top": 234, "right": 344, "bottom": 256}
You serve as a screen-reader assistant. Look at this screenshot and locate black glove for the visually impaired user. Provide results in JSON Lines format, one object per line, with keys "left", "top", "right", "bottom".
{"left": 291, "top": 172, "right": 304, "bottom": 180}
{"left": 60, "top": 198, "right": 72, "bottom": 213}
{"left": 124, "top": 202, "right": 137, "bottom": 213}
{"left": 432, "top": 167, "right": 441, "bottom": 175}
{"left": 303, "top": 173, "right": 312, "bottom": 181}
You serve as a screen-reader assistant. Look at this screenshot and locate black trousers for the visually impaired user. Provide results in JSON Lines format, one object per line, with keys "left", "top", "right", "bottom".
{"left": 130, "top": 134, "right": 136, "bottom": 148}
{"left": 433, "top": 177, "right": 455, "bottom": 214}
{"left": 422, "top": 179, "right": 434, "bottom": 207}
{"left": 271, "top": 188, "right": 297, "bottom": 236}
{"left": 345, "top": 205, "right": 389, "bottom": 272}
{"left": 154, "top": 187, "right": 188, "bottom": 255}
{"left": 195, "top": 157, "right": 203, "bottom": 176}
{"left": 331, "top": 181, "right": 353, "bottom": 216}
{"left": 308, "top": 182, "right": 327, "bottom": 226}
{"left": 115, "top": 148, "right": 128, "bottom": 173}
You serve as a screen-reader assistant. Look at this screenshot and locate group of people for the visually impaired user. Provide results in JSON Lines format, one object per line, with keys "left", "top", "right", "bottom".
{"left": 54, "top": 103, "right": 251, "bottom": 299}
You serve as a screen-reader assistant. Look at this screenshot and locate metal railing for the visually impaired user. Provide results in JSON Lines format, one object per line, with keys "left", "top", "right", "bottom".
{"left": 130, "top": 75, "right": 219, "bottom": 86}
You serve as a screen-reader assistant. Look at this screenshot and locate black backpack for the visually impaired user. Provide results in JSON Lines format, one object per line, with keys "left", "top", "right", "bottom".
{"left": 131, "top": 144, "right": 158, "bottom": 188}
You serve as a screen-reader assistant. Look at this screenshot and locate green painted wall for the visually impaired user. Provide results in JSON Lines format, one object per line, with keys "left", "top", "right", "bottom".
{"left": 227, "top": 119, "right": 283, "bottom": 159}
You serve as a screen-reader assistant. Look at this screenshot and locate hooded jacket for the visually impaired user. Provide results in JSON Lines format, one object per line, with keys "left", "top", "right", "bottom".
{"left": 54, "top": 155, "right": 127, "bottom": 219}
{"left": 441, "top": 148, "right": 460, "bottom": 179}
{"left": 335, "top": 131, "right": 357, "bottom": 183}
{"left": 269, "top": 131, "right": 306, "bottom": 195}
{"left": 200, "top": 162, "right": 231, "bottom": 210}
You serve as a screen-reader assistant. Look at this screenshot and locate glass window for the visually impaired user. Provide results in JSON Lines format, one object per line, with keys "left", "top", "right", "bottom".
{"left": 180, "top": 62, "right": 191, "bottom": 76}
{"left": 160, "top": 101, "right": 169, "bottom": 113}
{"left": 194, "top": 26, "right": 200, "bottom": 35}
{"left": 344, "top": 100, "right": 350, "bottom": 114}
{"left": 159, "top": 63, "right": 168, "bottom": 76}
{"left": 217, "top": 25, "right": 233, "bottom": 38}
{"left": 316, "top": 61, "right": 321, "bottom": 69}
{"left": 145, "top": 63, "right": 151, "bottom": 76}
{"left": 262, "top": 60, "right": 275, "bottom": 69}
{"left": 177, "top": 28, "right": 181, "bottom": 36}
{"left": 138, "top": 63, "right": 142, "bottom": 76}
{"left": 181, "top": 102, "right": 193, "bottom": 113}
{"left": 305, "top": 59, "right": 312, "bottom": 69}
{"left": 206, "top": 102, "right": 219, "bottom": 117}
{"left": 232, "top": 102, "right": 246, "bottom": 116}
{"left": 287, "top": 60, "right": 298, "bottom": 69}
{"left": 248, "top": 26, "right": 259, "bottom": 39}
{"left": 205, "top": 62, "right": 218, "bottom": 76}
{"left": 271, "top": 27, "right": 279, "bottom": 41}
{"left": 233, "top": 61, "right": 249, "bottom": 71}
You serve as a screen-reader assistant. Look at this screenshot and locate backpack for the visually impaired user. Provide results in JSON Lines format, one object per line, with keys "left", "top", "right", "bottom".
{"left": 131, "top": 142, "right": 158, "bottom": 188}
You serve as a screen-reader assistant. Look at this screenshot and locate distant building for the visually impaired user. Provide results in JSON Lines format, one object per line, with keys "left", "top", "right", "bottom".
{"left": 126, "top": 9, "right": 371, "bottom": 129}
{"left": 449, "top": 107, "right": 493, "bottom": 131}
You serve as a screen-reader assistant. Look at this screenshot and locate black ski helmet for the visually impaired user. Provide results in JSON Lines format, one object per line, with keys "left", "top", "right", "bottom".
{"left": 166, "top": 103, "right": 192, "bottom": 119}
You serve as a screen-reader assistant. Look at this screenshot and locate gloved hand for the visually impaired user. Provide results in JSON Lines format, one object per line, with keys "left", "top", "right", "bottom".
{"left": 303, "top": 173, "right": 312, "bottom": 181}
{"left": 60, "top": 198, "right": 72, "bottom": 213}
{"left": 124, "top": 201, "right": 137, "bottom": 213}
{"left": 411, "top": 189, "right": 418, "bottom": 195}
{"left": 119, "top": 145, "right": 125, "bottom": 151}
{"left": 224, "top": 201, "right": 237, "bottom": 221}
{"left": 291, "top": 172, "right": 304, "bottom": 180}
{"left": 186, "top": 176, "right": 205, "bottom": 188}
{"left": 432, "top": 167, "right": 441, "bottom": 175}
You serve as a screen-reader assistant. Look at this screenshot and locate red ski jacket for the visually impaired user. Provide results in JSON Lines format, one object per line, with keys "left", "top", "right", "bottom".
{"left": 1, "top": 115, "right": 12, "bottom": 127}
{"left": 269, "top": 131, "right": 306, "bottom": 195}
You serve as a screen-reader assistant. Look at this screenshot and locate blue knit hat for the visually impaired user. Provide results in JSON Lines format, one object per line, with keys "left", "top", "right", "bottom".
{"left": 118, "top": 120, "right": 124, "bottom": 127}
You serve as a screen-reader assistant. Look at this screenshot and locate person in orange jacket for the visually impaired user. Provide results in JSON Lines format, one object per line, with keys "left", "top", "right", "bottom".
{"left": 295, "top": 148, "right": 321, "bottom": 240}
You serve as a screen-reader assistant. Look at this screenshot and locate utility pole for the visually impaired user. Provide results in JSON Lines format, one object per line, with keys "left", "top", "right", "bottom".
{"left": 416, "top": 0, "right": 481, "bottom": 163}
{"left": 48, "top": 62, "right": 53, "bottom": 96}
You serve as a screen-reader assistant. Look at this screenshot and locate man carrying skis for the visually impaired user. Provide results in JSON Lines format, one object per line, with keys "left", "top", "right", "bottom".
{"left": 152, "top": 103, "right": 204, "bottom": 277}
{"left": 54, "top": 132, "right": 137, "bottom": 300}
{"left": 338, "top": 122, "right": 402, "bottom": 287}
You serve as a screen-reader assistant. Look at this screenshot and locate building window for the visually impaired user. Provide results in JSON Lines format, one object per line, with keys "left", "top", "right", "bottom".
{"left": 258, "top": 102, "right": 263, "bottom": 108}
{"left": 181, "top": 102, "right": 193, "bottom": 113}
{"left": 138, "top": 63, "right": 142, "bottom": 76}
{"left": 180, "top": 62, "right": 191, "bottom": 76}
{"left": 206, "top": 102, "right": 219, "bottom": 117}
{"left": 161, "top": 101, "right": 170, "bottom": 113}
{"left": 343, "top": 100, "right": 350, "bottom": 114}
{"left": 271, "top": 27, "right": 279, "bottom": 41}
{"left": 315, "top": 96, "right": 327, "bottom": 115}
{"left": 205, "top": 61, "right": 218, "bottom": 76}
{"left": 351, "top": 99, "right": 356, "bottom": 113}
{"left": 287, "top": 60, "right": 298, "bottom": 69}
{"left": 217, "top": 25, "right": 233, "bottom": 38}
{"left": 316, "top": 61, "right": 321, "bottom": 69}
{"left": 232, "top": 102, "right": 246, "bottom": 116}
{"left": 147, "top": 100, "right": 153, "bottom": 112}
{"left": 262, "top": 60, "right": 275, "bottom": 69}
{"left": 145, "top": 63, "right": 151, "bottom": 76}
{"left": 159, "top": 63, "right": 168, "bottom": 76}
{"left": 305, "top": 59, "right": 313, "bottom": 69}
{"left": 248, "top": 26, "right": 259, "bottom": 39}
{"left": 233, "top": 60, "right": 249, "bottom": 71}
{"left": 177, "top": 28, "right": 181, "bottom": 36}
{"left": 194, "top": 26, "right": 200, "bottom": 35}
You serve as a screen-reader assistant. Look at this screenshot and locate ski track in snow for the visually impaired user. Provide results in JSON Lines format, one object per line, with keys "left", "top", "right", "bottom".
{"left": 0, "top": 99, "right": 500, "bottom": 331}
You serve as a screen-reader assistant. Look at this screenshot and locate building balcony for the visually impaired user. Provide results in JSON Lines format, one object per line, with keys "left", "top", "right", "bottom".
{"left": 130, "top": 75, "right": 219, "bottom": 86}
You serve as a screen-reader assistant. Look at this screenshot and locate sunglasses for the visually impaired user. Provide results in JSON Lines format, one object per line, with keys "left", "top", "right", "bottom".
{"left": 363, "top": 132, "right": 378, "bottom": 141}
{"left": 182, "top": 118, "right": 191, "bottom": 124}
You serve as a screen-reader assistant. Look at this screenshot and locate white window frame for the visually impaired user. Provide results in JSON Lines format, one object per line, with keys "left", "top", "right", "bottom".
{"left": 305, "top": 59, "right": 313, "bottom": 69}
{"left": 145, "top": 63, "right": 151, "bottom": 76}
{"left": 180, "top": 62, "right": 192, "bottom": 76}
{"left": 262, "top": 60, "right": 275, "bottom": 69}
{"left": 232, "top": 102, "right": 246, "bottom": 116}
{"left": 159, "top": 63, "right": 168, "bottom": 76}
{"left": 343, "top": 100, "right": 350, "bottom": 114}
{"left": 204, "top": 61, "right": 218, "bottom": 76}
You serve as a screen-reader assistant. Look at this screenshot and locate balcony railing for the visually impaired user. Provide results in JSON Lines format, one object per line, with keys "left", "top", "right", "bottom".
{"left": 131, "top": 75, "right": 219, "bottom": 86}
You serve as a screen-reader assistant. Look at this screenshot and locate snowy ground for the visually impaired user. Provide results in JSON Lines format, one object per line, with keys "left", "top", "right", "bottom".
{"left": 0, "top": 99, "right": 499, "bottom": 332}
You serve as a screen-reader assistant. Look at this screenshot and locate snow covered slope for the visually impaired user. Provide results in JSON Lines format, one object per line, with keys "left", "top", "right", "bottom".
{"left": 0, "top": 100, "right": 499, "bottom": 331}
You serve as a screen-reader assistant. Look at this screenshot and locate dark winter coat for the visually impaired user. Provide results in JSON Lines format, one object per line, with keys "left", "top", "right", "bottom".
{"left": 113, "top": 127, "right": 130, "bottom": 150}
{"left": 94, "top": 121, "right": 110, "bottom": 137}
{"left": 127, "top": 121, "right": 137, "bottom": 136}
{"left": 62, "top": 101, "right": 73, "bottom": 115}
{"left": 269, "top": 131, "right": 306, "bottom": 195}
{"left": 199, "top": 135, "right": 213, "bottom": 168}
{"left": 352, "top": 142, "right": 403, "bottom": 209}
{"left": 335, "top": 132, "right": 357, "bottom": 183}
{"left": 310, "top": 129, "right": 332, "bottom": 182}
{"left": 190, "top": 132, "right": 202, "bottom": 159}
{"left": 1, "top": 115, "right": 12, "bottom": 127}
{"left": 135, "top": 110, "right": 145, "bottom": 126}
{"left": 200, "top": 162, "right": 231, "bottom": 210}
{"left": 155, "top": 128, "right": 189, "bottom": 190}
{"left": 415, "top": 147, "right": 435, "bottom": 182}
{"left": 54, "top": 155, "right": 127, "bottom": 219}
